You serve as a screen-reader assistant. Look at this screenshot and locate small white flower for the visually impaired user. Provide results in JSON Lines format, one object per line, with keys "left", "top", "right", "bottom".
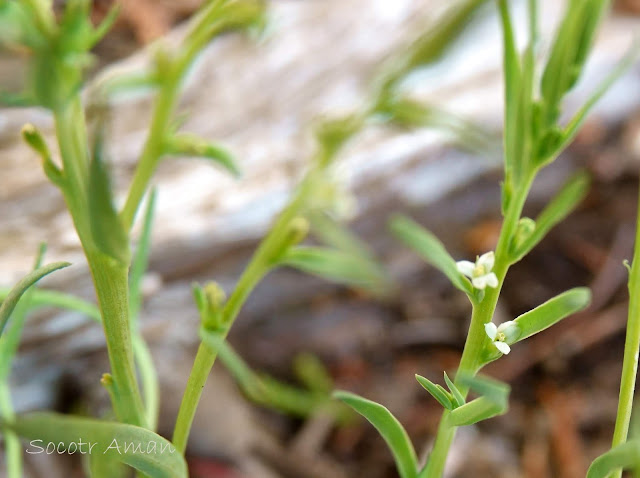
{"left": 484, "top": 320, "right": 518, "bottom": 355}
{"left": 456, "top": 252, "right": 498, "bottom": 290}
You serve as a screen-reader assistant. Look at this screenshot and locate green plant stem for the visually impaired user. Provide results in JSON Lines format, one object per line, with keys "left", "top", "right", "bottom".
{"left": 609, "top": 182, "right": 640, "bottom": 478}
{"left": 54, "top": 98, "right": 146, "bottom": 427}
{"left": 133, "top": 333, "right": 159, "bottom": 431}
{"left": 422, "top": 176, "right": 532, "bottom": 477}
{"left": 172, "top": 174, "right": 314, "bottom": 453}
{"left": 0, "top": 381, "right": 21, "bottom": 478}
{"left": 120, "top": 75, "right": 179, "bottom": 231}
{"left": 87, "top": 252, "right": 146, "bottom": 427}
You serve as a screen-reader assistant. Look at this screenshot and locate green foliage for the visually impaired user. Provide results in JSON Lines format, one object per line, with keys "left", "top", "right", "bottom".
{"left": 510, "top": 172, "right": 590, "bottom": 262}
{"left": 277, "top": 246, "right": 388, "bottom": 294}
{"left": 511, "top": 288, "right": 591, "bottom": 342}
{"left": 390, "top": 215, "right": 473, "bottom": 296}
{"left": 334, "top": 391, "right": 419, "bottom": 478}
{"left": 200, "top": 329, "right": 350, "bottom": 422}
{"left": 88, "top": 133, "right": 130, "bottom": 264}
{"left": 0, "top": 244, "right": 47, "bottom": 478}
{"left": 448, "top": 375, "right": 509, "bottom": 426}
{"left": 586, "top": 441, "right": 640, "bottom": 478}
{"left": 2, "top": 413, "right": 187, "bottom": 478}
{"left": 416, "top": 375, "right": 457, "bottom": 411}
{"left": 375, "top": 0, "right": 488, "bottom": 97}
{"left": 164, "top": 133, "right": 240, "bottom": 178}
{"left": 0, "top": 261, "right": 70, "bottom": 336}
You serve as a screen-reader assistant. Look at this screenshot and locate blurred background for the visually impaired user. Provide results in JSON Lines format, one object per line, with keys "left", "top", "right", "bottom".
{"left": 1, "top": 0, "right": 640, "bottom": 477}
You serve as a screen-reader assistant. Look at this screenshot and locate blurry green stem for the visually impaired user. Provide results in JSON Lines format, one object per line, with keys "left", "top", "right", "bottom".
{"left": 0, "top": 383, "right": 21, "bottom": 478}
{"left": 54, "top": 99, "right": 146, "bottom": 427}
{"left": 133, "top": 333, "right": 159, "bottom": 430}
{"left": 609, "top": 179, "right": 640, "bottom": 478}
{"left": 87, "top": 253, "right": 146, "bottom": 427}
{"left": 120, "top": 73, "right": 179, "bottom": 231}
{"left": 120, "top": 0, "right": 233, "bottom": 231}
{"left": 172, "top": 173, "right": 314, "bottom": 453}
{"left": 423, "top": 175, "right": 532, "bottom": 477}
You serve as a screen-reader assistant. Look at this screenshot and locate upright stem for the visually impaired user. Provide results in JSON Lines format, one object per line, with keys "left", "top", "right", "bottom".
{"left": 54, "top": 99, "right": 146, "bottom": 427}
{"left": 87, "top": 253, "right": 146, "bottom": 426}
{"left": 609, "top": 182, "right": 640, "bottom": 478}
{"left": 172, "top": 174, "right": 314, "bottom": 452}
{"left": 120, "top": 77, "right": 180, "bottom": 231}
{"left": 423, "top": 177, "right": 532, "bottom": 477}
{"left": 0, "top": 383, "right": 21, "bottom": 478}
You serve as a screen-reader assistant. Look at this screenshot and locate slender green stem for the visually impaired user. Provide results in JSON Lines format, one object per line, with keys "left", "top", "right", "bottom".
{"left": 120, "top": 77, "right": 180, "bottom": 231}
{"left": 172, "top": 173, "right": 315, "bottom": 452}
{"left": 609, "top": 182, "right": 640, "bottom": 478}
{"left": 87, "top": 252, "right": 147, "bottom": 427}
{"left": 0, "top": 383, "right": 21, "bottom": 478}
{"left": 54, "top": 94, "right": 147, "bottom": 427}
{"left": 132, "top": 333, "right": 159, "bottom": 431}
{"left": 422, "top": 176, "right": 532, "bottom": 477}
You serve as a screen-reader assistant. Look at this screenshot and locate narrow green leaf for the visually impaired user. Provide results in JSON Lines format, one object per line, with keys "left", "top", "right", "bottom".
{"left": 375, "top": 0, "right": 487, "bottom": 94}
{"left": 549, "top": 43, "right": 639, "bottom": 163}
{"left": 586, "top": 440, "right": 640, "bottom": 478}
{"left": 3, "top": 412, "right": 187, "bottom": 478}
{"left": 444, "top": 372, "right": 465, "bottom": 408}
{"left": 0, "top": 288, "right": 101, "bottom": 323}
{"left": 0, "top": 261, "right": 70, "bottom": 336}
{"left": 539, "top": 0, "right": 584, "bottom": 126}
{"left": 130, "top": 189, "right": 156, "bottom": 324}
{"left": 449, "top": 375, "right": 510, "bottom": 427}
{"left": 497, "top": 0, "right": 521, "bottom": 187}
{"left": 277, "top": 246, "right": 388, "bottom": 294}
{"left": 200, "top": 328, "right": 347, "bottom": 421}
{"left": 379, "top": 98, "right": 496, "bottom": 155}
{"left": 512, "top": 172, "right": 590, "bottom": 262}
{"left": 89, "top": 453, "right": 126, "bottom": 478}
{"left": 390, "top": 215, "right": 472, "bottom": 295}
{"left": 334, "top": 391, "right": 418, "bottom": 478}
{"left": 165, "top": 133, "right": 240, "bottom": 178}
{"left": 88, "top": 132, "right": 130, "bottom": 264}
{"left": 415, "top": 375, "right": 454, "bottom": 410}
{"left": 513, "top": 287, "right": 591, "bottom": 342}
{"left": 293, "top": 353, "right": 334, "bottom": 395}
{"left": 309, "top": 212, "right": 374, "bottom": 258}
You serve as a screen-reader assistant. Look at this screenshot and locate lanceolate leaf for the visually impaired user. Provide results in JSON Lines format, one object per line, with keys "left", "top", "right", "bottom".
{"left": 278, "top": 246, "right": 388, "bottom": 294}
{"left": 0, "top": 288, "right": 101, "bottom": 322}
{"left": 415, "top": 375, "right": 454, "bottom": 410}
{"left": 88, "top": 133, "right": 130, "bottom": 264}
{"left": 444, "top": 372, "right": 465, "bottom": 408}
{"left": 3, "top": 413, "right": 187, "bottom": 478}
{"left": 130, "top": 189, "right": 157, "bottom": 323}
{"left": 586, "top": 440, "right": 640, "bottom": 478}
{"left": 497, "top": 0, "right": 521, "bottom": 187}
{"left": 449, "top": 375, "right": 510, "bottom": 427}
{"left": 550, "top": 44, "right": 639, "bottom": 163}
{"left": 513, "top": 287, "right": 591, "bottom": 342}
{"left": 511, "top": 172, "right": 590, "bottom": 262}
{"left": 390, "top": 215, "right": 473, "bottom": 295}
{"left": 334, "top": 391, "right": 418, "bottom": 478}
{"left": 0, "top": 261, "right": 70, "bottom": 336}
{"left": 164, "top": 133, "right": 240, "bottom": 178}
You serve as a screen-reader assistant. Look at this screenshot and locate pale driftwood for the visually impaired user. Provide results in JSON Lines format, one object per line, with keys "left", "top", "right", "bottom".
{"left": 0, "top": 0, "right": 639, "bottom": 476}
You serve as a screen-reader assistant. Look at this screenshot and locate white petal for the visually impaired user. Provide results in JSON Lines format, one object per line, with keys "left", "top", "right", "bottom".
{"left": 485, "top": 273, "right": 499, "bottom": 288}
{"left": 484, "top": 322, "right": 498, "bottom": 341}
{"left": 472, "top": 275, "right": 488, "bottom": 289}
{"left": 478, "top": 251, "right": 495, "bottom": 271}
{"left": 497, "top": 320, "right": 517, "bottom": 333}
{"left": 456, "top": 261, "right": 475, "bottom": 277}
{"left": 494, "top": 341, "right": 511, "bottom": 355}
